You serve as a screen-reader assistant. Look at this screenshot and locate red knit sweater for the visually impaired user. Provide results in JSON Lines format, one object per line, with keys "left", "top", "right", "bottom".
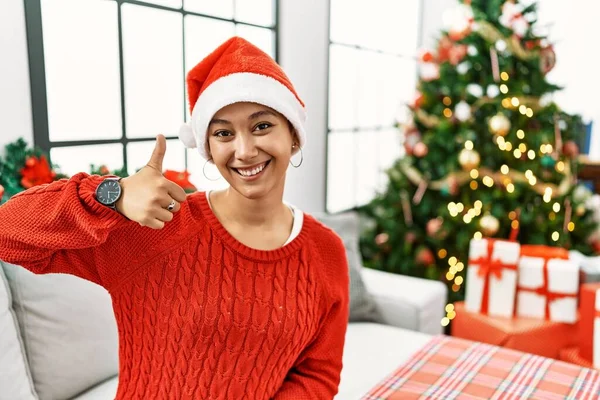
{"left": 0, "top": 173, "right": 350, "bottom": 400}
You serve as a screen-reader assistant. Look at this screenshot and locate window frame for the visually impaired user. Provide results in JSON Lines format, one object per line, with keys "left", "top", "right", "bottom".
{"left": 24, "top": 0, "right": 280, "bottom": 173}
{"left": 324, "top": 0, "right": 425, "bottom": 213}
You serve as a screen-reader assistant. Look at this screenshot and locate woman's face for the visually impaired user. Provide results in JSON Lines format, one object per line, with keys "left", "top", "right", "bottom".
{"left": 207, "top": 102, "right": 298, "bottom": 199}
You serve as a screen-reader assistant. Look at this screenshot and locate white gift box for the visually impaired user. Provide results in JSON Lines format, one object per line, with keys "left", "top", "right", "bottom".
{"left": 465, "top": 238, "right": 520, "bottom": 317}
{"left": 516, "top": 251, "right": 579, "bottom": 324}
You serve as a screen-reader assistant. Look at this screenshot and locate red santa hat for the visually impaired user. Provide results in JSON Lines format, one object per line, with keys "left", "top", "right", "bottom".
{"left": 179, "top": 36, "right": 307, "bottom": 159}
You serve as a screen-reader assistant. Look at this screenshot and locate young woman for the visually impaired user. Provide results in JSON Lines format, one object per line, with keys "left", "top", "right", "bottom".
{"left": 0, "top": 37, "right": 349, "bottom": 399}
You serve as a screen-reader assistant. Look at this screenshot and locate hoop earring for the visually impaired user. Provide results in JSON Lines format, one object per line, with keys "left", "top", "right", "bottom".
{"left": 203, "top": 159, "right": 221, "bottom": 181}
{"left": 290, "top": 146, "right": 303, "bottom": 168}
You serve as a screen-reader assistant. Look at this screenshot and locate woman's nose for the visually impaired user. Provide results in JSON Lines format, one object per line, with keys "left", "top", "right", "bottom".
{"left": 235, "top": 134, "right": 259, "bottom": 160}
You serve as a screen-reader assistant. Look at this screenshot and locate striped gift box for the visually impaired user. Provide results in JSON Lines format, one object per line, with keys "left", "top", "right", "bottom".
{"left": 363, "top": 335, "right": 600, "bottom": 400}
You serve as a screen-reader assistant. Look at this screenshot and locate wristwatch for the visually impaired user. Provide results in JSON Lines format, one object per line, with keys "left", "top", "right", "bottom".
{"left": 95, "top": 177, "right": 123, "bottom": 210}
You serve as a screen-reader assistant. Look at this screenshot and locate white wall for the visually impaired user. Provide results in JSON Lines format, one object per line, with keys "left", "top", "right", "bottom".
{"left": 279, "top": 0, "right": 329, "bottom": 212}
{"left": 535, "top": 1, "right": 600, "bottom": 159}
{"left": 0, "top": 0, "right": 34, "bottom": 156}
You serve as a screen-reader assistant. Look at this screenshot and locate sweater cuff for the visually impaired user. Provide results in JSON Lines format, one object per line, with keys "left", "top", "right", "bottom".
{"left": 78, "top": 173, "right": 130, "bottom": 228}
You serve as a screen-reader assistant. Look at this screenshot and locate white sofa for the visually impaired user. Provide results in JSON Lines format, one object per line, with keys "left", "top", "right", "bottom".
{"left": 0, "top": 260, "right": 446, "bottom": 400}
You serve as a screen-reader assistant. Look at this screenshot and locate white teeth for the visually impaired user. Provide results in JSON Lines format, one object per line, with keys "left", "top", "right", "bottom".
{"left": 238, "top": 162, "right": 266, "bottom": 177}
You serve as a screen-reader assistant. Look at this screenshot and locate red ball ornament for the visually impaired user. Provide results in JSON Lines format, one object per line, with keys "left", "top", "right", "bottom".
{"left": 426, "top": 217, "right": 444, "bottom": 237}
{"left": 403, "top": 129, "right": 421, "bottom": 156}
{"left": 375, "top": 233, "right": 389, "bottom": 246}
{"left": 99, "top": 165, "right": 110, "bottom": 175}
{"left": 411, "top": 91, "right": 424, "bottom": 109}
{"left": 415, "top": 247, "right": 435, "bottom": 266}
{"left": 592, "top": 239, "right": 600, "bottom": 255}
{"left": 413, "top": 142, "right": 429, "bottom": 158}
{"left": 405, "top": 232, "right": 417, "bottom": 244}
{"left": 0, "top": 184, "right": 4, "bottom": 199}
{"left": 540, "top": 46, "right": 556, "bottom": 74}
{"left": 446, "top": 176, "right": 459, "bottom": 196}
{"left": 562, "top": 141, "right": 579, "bottom": 158}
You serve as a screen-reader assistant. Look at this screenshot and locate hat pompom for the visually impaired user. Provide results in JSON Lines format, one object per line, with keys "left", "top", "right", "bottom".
{"left": 178, "top": 123, "right": 197, "bottom": 148}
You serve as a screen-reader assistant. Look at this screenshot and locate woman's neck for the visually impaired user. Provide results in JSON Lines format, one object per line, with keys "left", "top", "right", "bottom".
{"left": 210, "top": 187, "right": 290, "bottom": 229}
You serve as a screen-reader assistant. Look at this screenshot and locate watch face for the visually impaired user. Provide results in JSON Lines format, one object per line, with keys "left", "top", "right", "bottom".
{"left": 96, "top": 179, "right": 121, "bottom": 205}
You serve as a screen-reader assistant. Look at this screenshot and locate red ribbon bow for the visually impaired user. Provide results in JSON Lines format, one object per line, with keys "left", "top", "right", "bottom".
{"left": 471, "top": 240, "right": 517, "bottom": 315}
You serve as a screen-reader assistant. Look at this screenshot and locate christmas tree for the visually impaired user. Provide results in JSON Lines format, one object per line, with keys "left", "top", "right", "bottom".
{"left": 358, "top": 0, "right": 599, "bottom": 313}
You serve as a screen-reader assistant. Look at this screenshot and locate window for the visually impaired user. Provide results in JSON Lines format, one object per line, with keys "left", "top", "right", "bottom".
{"left": 326, "top": 0, "right": 422, "bottom": 212}
{"left": 25, "top": 0, "right": 277, "bottom": 191}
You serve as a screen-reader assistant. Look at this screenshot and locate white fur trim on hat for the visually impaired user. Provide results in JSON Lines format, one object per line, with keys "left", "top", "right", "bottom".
{"left": 189, "top": 72, "right": 307, "bottom": 159}
{"left": 178, "top": 122, "right": 197, "bottom": 148}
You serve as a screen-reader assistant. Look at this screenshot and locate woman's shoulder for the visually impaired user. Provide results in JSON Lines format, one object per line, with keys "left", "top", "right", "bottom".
{"left": 302, "top": 214, "right": 348, "bottom": 274}
{"left": 302, "top": 213, "right": 345, "bottom": 249}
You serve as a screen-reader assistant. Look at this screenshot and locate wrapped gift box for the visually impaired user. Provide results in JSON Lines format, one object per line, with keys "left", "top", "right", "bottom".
{"left": 580, "top": 283, "right": 600, "bottom": 368}
{"left": 559, "top": 346, "right": 595, "bottom": 369}
{"left": 464, "top": 238, "right": 520, "bottom": 317}
{"left": 451, "top": 301, "right": 578, "bottom": 359}
{"left": 516, "top": 245, "right": 579, "bottom": 324}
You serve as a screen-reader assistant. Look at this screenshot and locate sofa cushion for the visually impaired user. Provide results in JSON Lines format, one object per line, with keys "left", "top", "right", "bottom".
{"left": 0, "top": 264, "right": 37, "bottom": 400}
{"left": 71, "top": 376, "right": 118, "bottom": 400}
{"left": 313, "top": 212, "right": 381, "bottom": 322}
{"left": 337, "top": 323, "right": 432, "bottom": 399}
{"left": 1, "top": 262, "right": 118, "bottom": 400}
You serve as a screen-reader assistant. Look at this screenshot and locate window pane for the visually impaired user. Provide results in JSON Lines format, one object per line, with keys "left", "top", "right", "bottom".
{"left": 186, "top": 149, "right": 230, "bottom": 192}
{"left": 184, "top": 0, "right": 233, "bottom": 19}
{"left": 381, "top": 55, "right": 417, "bottom": 127}
{"left": 235, "top": 0, "right": 274, "bottom": 26}
{"left": 330, "top": 0, "right": 360, "bottom": 47}
{"left": 122, "top": 4, "right": 183, "bottom": 139}
{"left": 357, "top": 51, "right": 380, "bottom": 128}
{"left": 357, "top": 0, "right": 420, "bottom": 54}
{"left": 126, "top": 139, "right": 186, "bottom": 176}
{"left": 235, "top": 25, "right": 274, "bottom": 58}
{"left": 135, "top": 0, "right": 182, "bottom": 8}
{"left": 41, "top": 0, "right": 122, "bottom": 142}
{"left": 50, "top": 143, "right": 123, "bottom": 177}
{"left": 328, "top": 45, "right": 359, "bottom": 130}
{"left": 356, "top": 130, "right": 379, "bottom": 206}
{"left": 185, "top": 16, "right": 235, "bottom": 74}
{"left": 378, "top": 128, "right": 403, "bottom": 191}
{"left": 331, "top": 0, "right": 420, "bottom": 54}
{"left": 327, "top": 131, "right": 356, "bottom": 212}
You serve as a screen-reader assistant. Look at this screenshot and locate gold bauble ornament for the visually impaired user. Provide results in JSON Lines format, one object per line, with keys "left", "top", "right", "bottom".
{"left": 488, "top": 114, "right": 511, "bottom": 136}
{"left": 480, "top": 213, "right": 500, "bottom": 236}
{"left": 458, "top": 148, "right": 480, "bottom": 171}
{"left": 576, "top": 204, "right": 586, "bottom": 216}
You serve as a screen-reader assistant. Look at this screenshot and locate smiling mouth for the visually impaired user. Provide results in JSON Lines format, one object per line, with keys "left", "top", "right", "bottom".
{"left": 232, "top": 160, "right": 272, "bottom": 177}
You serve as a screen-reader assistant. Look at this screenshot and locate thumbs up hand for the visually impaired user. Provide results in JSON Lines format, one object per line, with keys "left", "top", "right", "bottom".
{"left": 115, "top": 135, "right": 188, "bottom": 229}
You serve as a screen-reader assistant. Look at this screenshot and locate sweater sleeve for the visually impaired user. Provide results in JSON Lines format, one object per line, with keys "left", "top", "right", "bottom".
{"left": 0, "top": 172, "right": 130, "bottom": 286}
{"left": 273, "top": 233, "right": 350, "bottom": 400}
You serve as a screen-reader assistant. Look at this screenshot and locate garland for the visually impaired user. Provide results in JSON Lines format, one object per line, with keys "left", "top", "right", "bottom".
{"left": 400, "top": 161, "right": 572, "bottom": 199}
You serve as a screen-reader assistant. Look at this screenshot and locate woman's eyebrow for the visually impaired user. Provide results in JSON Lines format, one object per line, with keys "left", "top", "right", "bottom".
{"left": 209, "top": 110, "right": 278, "bottom": 127}
{"left": 248, "top": 110, "right": 278, "bottom": 120}
{"left": 208, "top": 118, "right": 231, "bottom": 127}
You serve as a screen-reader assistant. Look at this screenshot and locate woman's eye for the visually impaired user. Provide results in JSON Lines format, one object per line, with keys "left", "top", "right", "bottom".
{"left": 255, "top": 123, "right": 272, "bottom": 131}
{"left": 214, "top": 131, "right": 231, "bottom": 138}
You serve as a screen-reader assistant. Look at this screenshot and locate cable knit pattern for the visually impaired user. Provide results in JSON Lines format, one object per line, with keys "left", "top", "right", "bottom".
{"left": 0, "top": 172, "right": 350, "bottom": 399}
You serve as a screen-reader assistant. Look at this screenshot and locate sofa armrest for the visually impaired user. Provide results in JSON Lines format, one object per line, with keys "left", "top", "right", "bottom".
{"left": 361, "top": 267, "right": 448, "bottom": 335}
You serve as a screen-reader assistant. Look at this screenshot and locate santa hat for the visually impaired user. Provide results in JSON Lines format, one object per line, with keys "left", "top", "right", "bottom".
{"left": 179, "top": 37, "right": 307, "bottom": 159}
